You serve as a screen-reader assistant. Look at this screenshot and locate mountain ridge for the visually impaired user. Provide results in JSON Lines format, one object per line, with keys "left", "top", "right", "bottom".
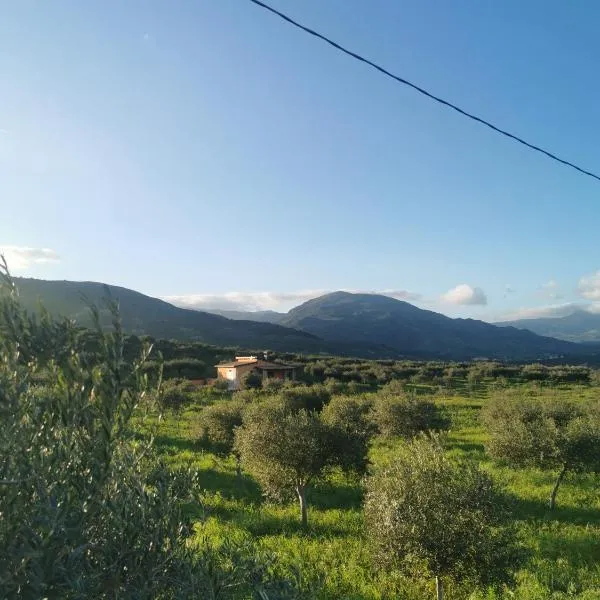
{"left": 277, "top": 291, "right": 582, "bottom": 360}
{"left": 9, "top": 277, "right": 325, "bottom": 352}
{"left": 6, "top": 278, "right": 594, "bottom": 361}
{"left": 204, "top": 308, "right": 285, "bottom": 324}
{"left": 498, "top": 309, "right": 600, "bottom": 343}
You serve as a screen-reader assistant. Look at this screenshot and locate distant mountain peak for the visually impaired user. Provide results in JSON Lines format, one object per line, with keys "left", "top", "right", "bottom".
{"left": 10, "top": 277, "right": 324, "bottom": 352}
{"left": 8, "top": 279, "right": 594, "bottom": 360}
{"left": 499, "top": 309, "right": 600, "bottom": 343}
{"left": 279, "top": 290, "right": 584, "bottom": 360}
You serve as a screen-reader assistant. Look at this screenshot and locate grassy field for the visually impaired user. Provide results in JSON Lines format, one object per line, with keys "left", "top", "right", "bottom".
{"left": 138, "top": 383, "right": 600, "bottom": 599}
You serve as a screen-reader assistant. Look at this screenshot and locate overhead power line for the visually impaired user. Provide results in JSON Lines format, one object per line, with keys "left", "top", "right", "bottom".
{"left": 248, "top": 0, "right": 600, "bottom": 183}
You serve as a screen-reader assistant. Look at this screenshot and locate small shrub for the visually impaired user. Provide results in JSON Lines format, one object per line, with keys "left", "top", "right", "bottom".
{"left": 373, "top": 393, "right": 450, "bottom": 439}
{"left": 364, "top": 435, "right": 526, "bottom": 599}
{"left": 280, "top": 385, "right": 331, "bottom": 412}
{"left": 198, "top": 401, "right": 245, "bottom": 474}
{"left": 158, "top": 378, "right": 192, "bottom": 412}
{"left": 241, "top": 370, "right": 263, "bottom": 390}
{"left": 210, "top": 378, "right": 231, "bottom": 392}
{"left": 263, "top": 377, "right": 285, "bottom": 393}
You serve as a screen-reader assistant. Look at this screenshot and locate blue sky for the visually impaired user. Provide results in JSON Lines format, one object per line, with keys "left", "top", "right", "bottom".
{"left": 2, "top": 0, "right": 600, "bottom": 320}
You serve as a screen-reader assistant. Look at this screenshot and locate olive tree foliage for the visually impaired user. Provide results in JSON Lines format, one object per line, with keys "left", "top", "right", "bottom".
{"left": 279, "top": 384, "right": 331, "bottom": 413}
{"left": 210, "top": 377, "right": 231, "bottom": 392}
{"left": 0, "top": 264, "right": 300, "bottom": 600}
{"left": 157, "top": 377, "right": 193, "bottom": 412}
{"left": 199, "top": 401, "right": 245, "bottom": 475}
{"left": 263, "top": 377, "right": 285, "bottom": 393}
{"left": 482, "top": 394, "right": 600, "bottom": 509}
{"left": 364, "top": 435, "right": 525, "bottom": 600}
{"left": 241, "top": 370, "right": 263, "bottom": 389}
{"left": 373, "top": 393, "right": 450, "bottom": 439}
{"left": 321, "top": 395, "right": 376, "bottom": 475}
{"left": 235, "top": 402, "right": 364, "bottom": 527}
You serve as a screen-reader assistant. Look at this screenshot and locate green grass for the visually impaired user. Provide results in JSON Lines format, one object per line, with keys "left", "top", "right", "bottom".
{"left": 138, "top": 384, "right": 600, "bottom": 599}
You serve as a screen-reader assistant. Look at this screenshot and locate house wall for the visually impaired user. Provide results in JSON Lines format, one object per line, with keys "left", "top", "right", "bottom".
{"left": 234, "top": 363, "right": 257, "bottom": 384}
{"left": 217, "top": 362, "right": 258, "bottom": 390}
{"left": 217, "top": 363, "right": 297, "bottom": 390}
{"left": 216, "top": 366, "right": 238, "bottom": 382}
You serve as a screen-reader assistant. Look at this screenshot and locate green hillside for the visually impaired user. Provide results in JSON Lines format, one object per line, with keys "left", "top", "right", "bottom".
{"left": 12, "top": 277, "right": 325, "bottom": 353}
{"left": 280, "top": 291, "right": 587, "bottom": 360}
{"left": 12, "top": 279, "right": 597, "bottom": 362}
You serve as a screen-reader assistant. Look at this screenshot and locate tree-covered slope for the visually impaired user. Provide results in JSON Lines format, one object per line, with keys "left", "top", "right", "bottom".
{"left": 280, "top": 292, "right": 583, "bottom": 360}
{"left": 12, "top": 278, "right": 323, "bottom": 352}
{"left": 12, "top": 280, "right": 593, "bottom": 360}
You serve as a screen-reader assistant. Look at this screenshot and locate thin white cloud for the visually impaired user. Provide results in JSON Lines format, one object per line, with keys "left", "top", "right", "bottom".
{"left": 164, "top": 288, "right": 422, "bottom": 313}
{"left": 143, "top": 33, "right": 150, "bottom": 41}
{"left": 0, "top": 128, "right": 8, "bottom": 134}
{"left": 441, "top": 284, "right": 487, "bottom": 306}
{"left": 496, "top": 302, "right": 586, "bottom": 321}
{"left": 165, "top": 290, "right": 327, "bottom": 312}
{"left": 578, "top": 270, "right": 600, "bottom": 301}
{"left": 0, "top": 246, "right": 60, "bottom": 271}
{"left": 373, "top": 289, "right": 422, "bottom": 302}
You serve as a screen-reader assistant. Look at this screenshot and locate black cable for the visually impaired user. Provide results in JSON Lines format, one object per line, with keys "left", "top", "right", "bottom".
{"left": 249, "top": 0, "right": 600, "bottom": 183}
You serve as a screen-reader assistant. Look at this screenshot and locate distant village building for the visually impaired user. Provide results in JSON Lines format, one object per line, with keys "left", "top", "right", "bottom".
{"left": 215, "top": 355, "right": 296, "bottom": 390}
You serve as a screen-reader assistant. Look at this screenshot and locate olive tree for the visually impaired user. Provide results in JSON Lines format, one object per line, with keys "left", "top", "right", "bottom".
{"left": 0, "top": 263, "right": 297, "bottom": 599}
{"left": 482, "top": 395, "right": 600, "bottom": 509}
{"left": 199, "top": 401, "right": 245, "bottom": 476}
{"left": 321, "top": 395, "right": 376, "bottom": 475}
{"left": 280, "top": 384, "right": 330, "bottom": 412}
{"left": 235, "top": 403, "right": 362, "bottom": 527}
{"left": 364, "top": 435, "right": 524, "bottom": 599}
{"left": 158, "top": 377, "right": 192, "bottom": 411}
{"left": 373, "top": 393, "right": 450, "bottom": 439}
{"left": 0, "top": 278, "right": 205, "bottom": 598}
{"left": 241, "top": 370, "right": 263, "bottom": 389}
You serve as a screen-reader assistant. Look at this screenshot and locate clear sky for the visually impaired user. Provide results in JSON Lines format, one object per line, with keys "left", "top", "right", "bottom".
{"left": 2, "top": 0, "right": 600, "bottom": 320}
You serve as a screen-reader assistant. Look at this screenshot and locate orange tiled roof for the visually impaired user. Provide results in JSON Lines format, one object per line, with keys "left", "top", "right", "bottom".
{"left": 216, "top": 359, "right": 295, "bottom": 370}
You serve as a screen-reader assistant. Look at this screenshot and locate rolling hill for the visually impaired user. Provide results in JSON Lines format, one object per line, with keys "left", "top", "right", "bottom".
{"left": 278, "top": 291, "right": 585, "bottom": 360}
{"left": 9, "top": 278, "right": 324, "bottom": 352}
{"left": 498, "top": 309, "right": 600, "bottom": 343}
{"left": 7, "top": 280, "right": 593, "bottom": 361}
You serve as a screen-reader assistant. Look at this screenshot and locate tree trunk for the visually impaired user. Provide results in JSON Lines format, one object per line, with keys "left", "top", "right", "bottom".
{"left": 296, "top": 484, "right": 308, "bottom": 528}
{"left": 435, "top": 576, "right": 443, "bottom": 600}
{"left": 549, "top": 464, "right": 568, "bottom": 510}
{"left": 235, "top": 454, "right": 241, "bottom": 479}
